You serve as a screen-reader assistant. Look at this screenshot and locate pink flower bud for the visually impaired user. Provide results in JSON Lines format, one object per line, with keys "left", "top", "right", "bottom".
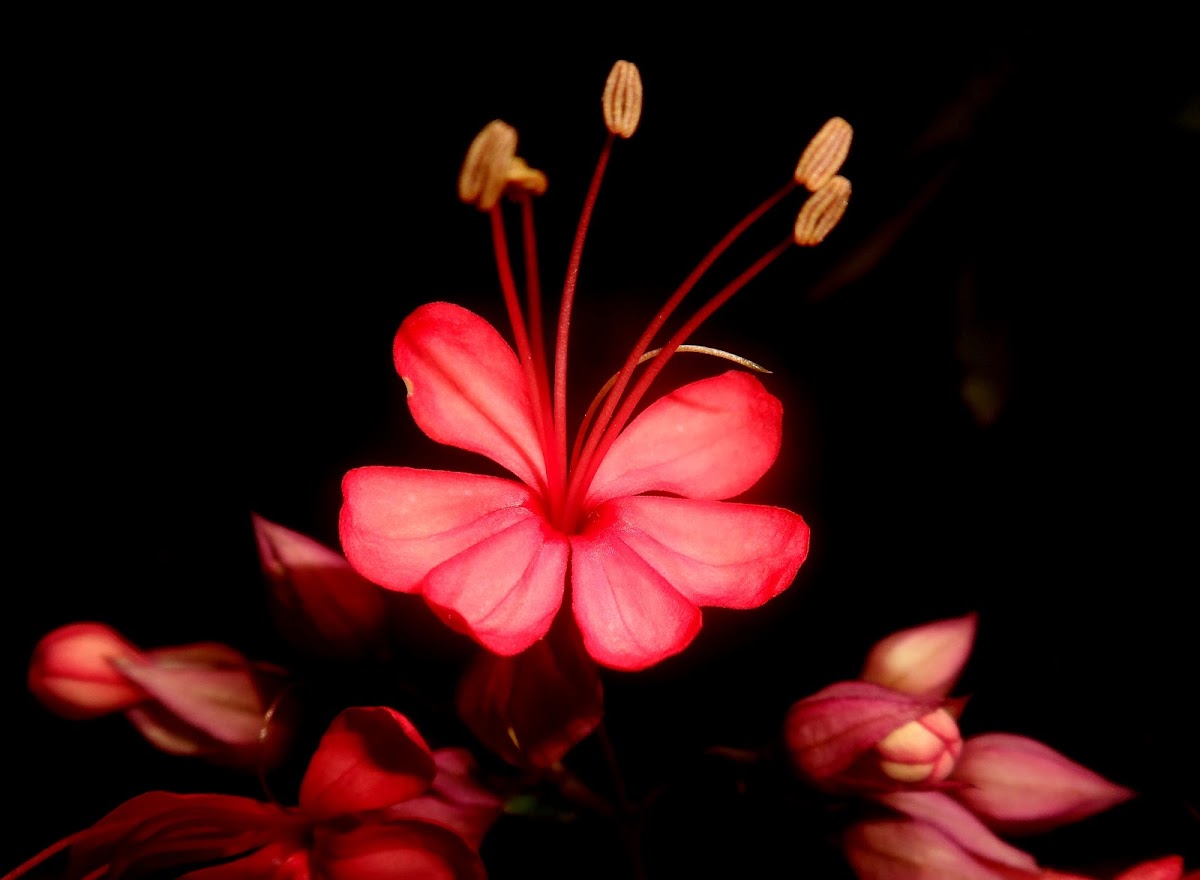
{"left": 28, "top": 622, "right": 146, "bottom": 719}
{"left": 252, "top": 513, "right": 389, "bottom": 660}
{"left": 785, "top": 680, "right": 962, "bottom": 794}
{"left": 949, "top": 733, "right": 1136, "bottom": 835}
{"left": 861, "top": 612, "right": 978, "bottom": 698}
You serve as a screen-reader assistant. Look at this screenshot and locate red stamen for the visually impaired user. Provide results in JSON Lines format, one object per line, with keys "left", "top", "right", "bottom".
{"left": 569, "top": 180, "right": 798, "bottom": 475}
{"left": 566, "top": 235, "right": 794, "bottom": 524}
{"left": 553, "top": 132, "right": 616, "bottom": 516}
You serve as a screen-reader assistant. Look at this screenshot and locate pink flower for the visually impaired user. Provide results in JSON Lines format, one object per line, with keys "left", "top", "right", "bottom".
{"left": 339, "top": 62, "right": 849, "bottom": 671}
{"left": 252, "top": 513, "right": 390, "bottom": 660}
{"left": 784, "top": 680, "right": 964, "bottom": 794}
{"left": 28, "top": 622, "right": 293, "bottom": 772}
{"left": 5, "top": 707, "right": 491, "bottom": 880}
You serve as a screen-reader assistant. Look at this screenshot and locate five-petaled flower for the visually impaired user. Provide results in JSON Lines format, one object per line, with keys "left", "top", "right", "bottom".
{"left": 339, "top": 62, "right": 852, "bottom": 670}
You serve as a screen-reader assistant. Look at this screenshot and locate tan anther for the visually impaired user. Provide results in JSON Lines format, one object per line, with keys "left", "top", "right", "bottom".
{"left": 602, "top": 60, "right": 643, "bottom": 138}
{"left": 793, "top": 175, "right": 851, "bottom": 246}
{"left": 505, "top": 156, "right": 548, "bottom": 198}
{"left": 794, "top": 117, "right": 854, "bottom": 192}
{"left": 458, "top": 120, "right": 518, "bottom": 211}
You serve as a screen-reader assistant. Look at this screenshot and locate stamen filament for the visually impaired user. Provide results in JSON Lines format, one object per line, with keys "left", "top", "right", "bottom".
{"left": 566, "top": 236, "right": 794, "bottom": 523}
{"left": 553, "top": 132, "right": 616, "bottom": 513}
{"left": 489, "top": 205, "right": 554, "bottom": 498}
{"left": 569, "top": 181, "right": 797, "bottom": 504}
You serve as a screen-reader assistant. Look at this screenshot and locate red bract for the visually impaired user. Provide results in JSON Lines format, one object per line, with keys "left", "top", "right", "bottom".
{"left": 456, "top": 613, "right": 604, "bottom": 769}
{"left": 340, "top": 61, "right": 849, "bottom": 671}
{"left": 28, "top": 622, "right": 293, "bottom": 772}
{"left": 4, "top": 707, "right": 489, "bottom": 880}
{"left": 251, "top": 513, "right": 390, "bottom": 660}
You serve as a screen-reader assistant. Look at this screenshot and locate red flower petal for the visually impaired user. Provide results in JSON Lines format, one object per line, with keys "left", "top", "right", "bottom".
{"left": 316, "top": 822, "right": 485, "bottom": 880}
{"left": 299, "top": 707, "right": 436, "bottom": 821}
{"left": 341, "top": 467, "right": 541, "bottom": 590}
{"left": 570, "top": 522, "right": 703, "bottom": 670}
{"left": 949, "top": 733, "right": 1136, "bottom": 835}
{"left": 596, "top": 495, "right": 809, "bottom": 609}
{"left": 394, "top": 302, "right": 546, "bottom": 492}
{"left": 181, "top": 842, "right": 311, "bottom": 879}
{"left": 387, "top": 748, "right": 505, "bottom": 848}
{"left": 844, "top": 817, "right": 1032, "bottom": 880}
{"left": 585, "top": 371, "right": 783, "bottom": 506}
{"left": 422, "top": 514, "right": 568, "bottom": 656}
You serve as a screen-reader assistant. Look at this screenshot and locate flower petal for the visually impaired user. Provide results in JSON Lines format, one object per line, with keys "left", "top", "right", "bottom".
{"left": 861, "top": 612, "right": 978, "bottom": 698}
{"left": 875, "top": 791, "right": 1039, "bottom": 875}
{"left": 570, "top": 522, "right": 702, "bottom": 671}
{"left": 593, "top": 496, "right": 809, "bottom": 609}
{"left": 317, "top": 821, "right": 485, "bottom": 880}
{"left": 27, "top": 622, "right": 147, "bottom": 719}
{"left": 340, "top": 466, "right": 541, "bottom": 593}
{"left": 585, "top": 371, "right": 783, "bottom": 505}
{"left": 387, "top": 748, "right": 504, "bottom": 849}
{"left": 421, "top": 513, "right": 568, "bottom": 656}
{"left": 299, "top": 707, "right": 436, "bottom": 821}
{"left": 949, "top": 733, "right": 1136, "bottom": 835}
{"left": 394, "top": 302, "right": 546, "bottom": 492}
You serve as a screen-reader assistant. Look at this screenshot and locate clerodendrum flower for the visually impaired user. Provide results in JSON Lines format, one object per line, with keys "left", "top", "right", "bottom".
{"left": 340, "top": 62, "right": 852, "bottom": 670}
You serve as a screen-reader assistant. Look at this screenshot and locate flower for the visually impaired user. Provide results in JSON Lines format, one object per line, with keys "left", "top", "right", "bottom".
{"left": 339, "top": 61, "right": 851, "bottom": 670}
{"left": 28, "top": 621, "right": 293, "bottom": 772}
{"left": 6, "top": 707, "right": 493, "bottom": 880}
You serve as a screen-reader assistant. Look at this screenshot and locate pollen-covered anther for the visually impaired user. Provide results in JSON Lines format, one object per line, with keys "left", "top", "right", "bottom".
{"left": 602, "top": 60, "right": 643, "bottom": 138}
{"left": 504, "top": 156, "right": 548, "bottom": 199}
{"left": 458, "top": 119, "right": 519, "bottom": 211}
{"left": 794, "top": 116, "right": 854, "bottom": 191}
{"left": 793, "top": 175, "right": 851, "bottom": 246}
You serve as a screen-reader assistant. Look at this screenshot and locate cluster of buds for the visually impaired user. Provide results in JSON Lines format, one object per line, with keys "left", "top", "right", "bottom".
{"left": 784, "top": 613, "right": 1141, "bottom": 879}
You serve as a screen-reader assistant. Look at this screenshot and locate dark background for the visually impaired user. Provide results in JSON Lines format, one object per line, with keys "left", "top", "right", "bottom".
{"left": 7, "top": 13, "right": 1197, "bottom": 878}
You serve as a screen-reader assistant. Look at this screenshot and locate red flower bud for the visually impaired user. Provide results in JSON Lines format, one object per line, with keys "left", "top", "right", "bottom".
{"left": 27, "top": 622, "right": 145, "bottom": 719}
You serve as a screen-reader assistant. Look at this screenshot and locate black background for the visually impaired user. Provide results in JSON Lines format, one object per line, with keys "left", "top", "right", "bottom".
{"left": 6, "top": 12, "right": 1197, "bottom": 878}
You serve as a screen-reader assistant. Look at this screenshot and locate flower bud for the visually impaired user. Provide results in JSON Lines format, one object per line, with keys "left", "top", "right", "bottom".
{"left": 785, "top": 680, "right": 962, "bottom": 794}
{"left": 28, "top": 622, "right": 146, "bottom": 719}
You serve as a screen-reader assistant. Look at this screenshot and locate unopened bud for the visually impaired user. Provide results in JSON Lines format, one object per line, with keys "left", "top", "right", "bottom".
{"left": 28, "top": 622, "right": 145, "bottom": 719}
{"left": 794, "top": 116, "right": 853, "bottom": 191}
{"left": 458, "top": 120, "right": 518, "bottom": 211}
{"left": 602, "top": 60, "right": 643, "bottom": 138}
{"left": 875, "top": 708, "right": 962, "bottom": 784}
{"left": 794, "top": 175, "right": 851, "bottom": 246}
